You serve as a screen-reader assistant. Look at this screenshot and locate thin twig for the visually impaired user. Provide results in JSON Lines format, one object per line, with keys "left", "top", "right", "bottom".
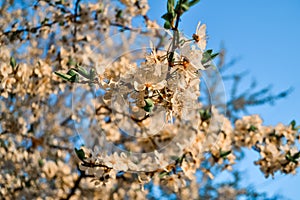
{"left": 72, "top": 0, "right": 81, "bottom": 52}
{"left": 62, "top": 170, "right": 84, "bottom": 200}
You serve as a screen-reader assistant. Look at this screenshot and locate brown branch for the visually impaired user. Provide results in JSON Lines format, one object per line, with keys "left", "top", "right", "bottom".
{"left": 1, "top": 22, "right": 57, "bottom": 36}
{"left": 72, "top": 0, "right": 81, "bottom": 52}
{"left": 39, "top": 0, "right": 72, "bottom": 14}
{"left": 81, "top": 160, "right": 112, "bottom": 169}
{"left": 48, "top": 144, "right": 73, "bottom": 152}
{"left": 60, "top": 115, "right": 73, "bottom": 126}
{"left": 109, "top": 22, "right": 146, "bottom": 33}
{"left": 62, "top": 170, "right": 84, "bottom": 200}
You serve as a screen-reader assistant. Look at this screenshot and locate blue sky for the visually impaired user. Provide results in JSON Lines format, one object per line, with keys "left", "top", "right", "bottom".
{"left": 148, "top": 0, "right": 300, "bottom": 199}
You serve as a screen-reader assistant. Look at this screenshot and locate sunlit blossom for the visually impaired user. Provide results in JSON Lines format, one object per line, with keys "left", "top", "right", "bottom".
{"left": 193, "top": 22, "right": 207, "bottom": 51}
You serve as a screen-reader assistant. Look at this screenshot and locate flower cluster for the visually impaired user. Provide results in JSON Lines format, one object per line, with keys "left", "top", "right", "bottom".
{"left": 0, "top": 0, "right": 299, "bottom": 199}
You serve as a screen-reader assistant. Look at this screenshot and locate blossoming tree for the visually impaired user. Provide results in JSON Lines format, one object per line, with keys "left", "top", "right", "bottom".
{"left": 0, "top": 0, "right": 299, "bottom": 199}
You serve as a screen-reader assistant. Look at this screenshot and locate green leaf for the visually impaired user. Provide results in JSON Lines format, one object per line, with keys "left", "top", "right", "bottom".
{"left": 285, "top": 151, "right": 292, "bottom": 160}
{"left": 285, "top": 151, "right": 298, "bottom": 164}
{"left": 115, "top": 9, "right": 122, "bottom": 19}
{"left": 181, "top": 3, "right": 190, "bottom": 11}
{"left": 161, "top": 13, "right": 170, "bottom": 20}
{"left": 206, "top": 49, "right": 213, "bottom": 54}
{"left": 89, "top": 68, "right": 96, "bottom": 80}
{"left": 167, "top": 0, "right": 175, "bottom": 13}
{"left": 202, "top": 50, "right": 219, "bottom": 64}
{"left": 220, "top": 150, "right": 231, "bottom": 158}
{"left": 75, "top": 148, "right": 85, "bottom": 161}
{"left": 171, "top": 156, "right": 179, "bottom": 160}
{"left": 199, "top": 109, "right": 211, "bottom": 121}
{"left": 10, "top": 56, "right": 16, "bottom": 69}
{"left": 143, "top": 98, "right": 154, "bottom": 112}
{"left": 54, "top": 71, "right": 72, "bottom": 81}
{"left": 201, "top": 51, "right": 211, "bottom": 64}
{"left": 67, "top": 58, "right": 77, "bottom": 67}
{"left": 158, "top": 171, "right": 169, "bottom": 178}
{"left": 290, "top": 120, "right": 298, "bottom": 130}
{"left": 161, "top": 12, "right": 174, "bottom": 21}
{"left": 293, "top": 151, "right": 300, "bottom": 160}
{"left": 210, "top": 53, "right": 219, "bottom": 60}
{"left": 38, "top": 159, "right": 44, "bottom": 167}
{"left": 248, "top": 125, "right": 258, "bottom": 132}
{"left": 56, "top": 70, "right": 78, "bottom": 83}
{"left": 65, "top": 69, "right": 79, "bottom": 82}
{"left": 164, "top": 21, "right": 172, "bottom": 29}
{"left": 41, "top": 17, "right": 49, "bottom": 25}
{"left": 76, "top": 65, "right": 90, "bottom": 79}
{"left": 69, "top": 74, "right": 79, "bottom": 83}
{"left": 175, "top": 156, "right": 184, "bottom": 164}
{"left": 67, "top": 69, "right": 77, "bottom": 76}
{"left": 188, "top": 0, "right": 201, "bottom": 7}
